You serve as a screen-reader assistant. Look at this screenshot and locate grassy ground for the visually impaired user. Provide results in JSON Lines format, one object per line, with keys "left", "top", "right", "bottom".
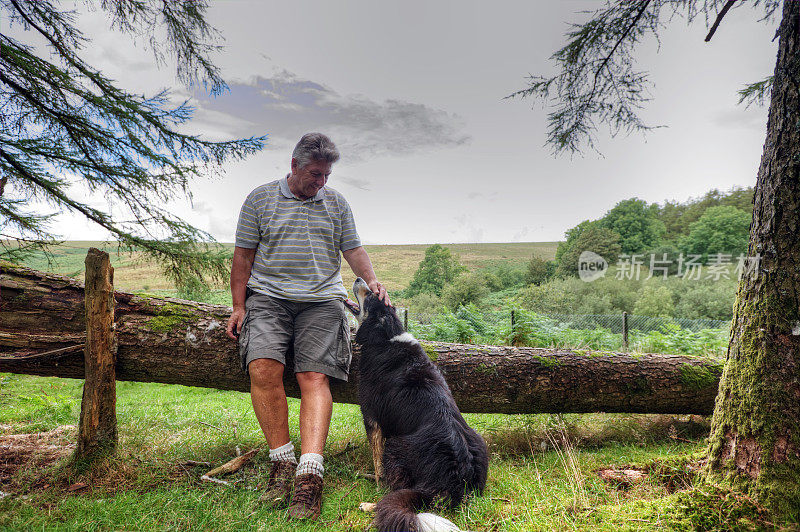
{"left": 0, "top": 373, "right": 709, "bottom": 531}
{"left": 17, "top": 241, "right": 181, "bottom": 292}
{"left": 8, "top": 242, "right": 780, "bottom": 529}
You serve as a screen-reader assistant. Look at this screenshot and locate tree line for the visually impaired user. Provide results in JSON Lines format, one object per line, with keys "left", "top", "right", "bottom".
{"left": 397, "top": 187, "right": 751, "bottom": 323}
{"left": 551, "top": 186, "right": 754, "bottom": 279}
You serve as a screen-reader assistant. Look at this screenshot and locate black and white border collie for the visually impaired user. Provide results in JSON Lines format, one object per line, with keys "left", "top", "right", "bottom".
{"left": 345, "top": 278, "right": 489, "bottom": 532}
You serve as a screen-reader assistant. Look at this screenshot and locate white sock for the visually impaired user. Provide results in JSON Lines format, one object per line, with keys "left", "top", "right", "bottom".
{"left": 269, "top": 441, "right": 297, "bottom": 465}
{"left": 296, "top": 453, "right": 324, "bottom": 478}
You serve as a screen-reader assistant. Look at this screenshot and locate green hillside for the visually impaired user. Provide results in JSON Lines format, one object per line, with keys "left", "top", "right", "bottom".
{"left": 15, "top": 241, "right": 559, "bottom": 293}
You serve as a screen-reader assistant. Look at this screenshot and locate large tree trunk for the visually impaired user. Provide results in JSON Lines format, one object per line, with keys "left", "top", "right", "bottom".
{"left": 1, "top": 264, "right": 723, "bottom": 414}
{"left": 705, "top": 0, "right": 800, "bottom": 514}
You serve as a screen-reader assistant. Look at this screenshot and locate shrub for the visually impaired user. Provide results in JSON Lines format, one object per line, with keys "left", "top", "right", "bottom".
{"left": 441, "top": 273, "right": 490, "bottom": 310}
{"left": 407, "top": 244, "right": 466, "bottom": 296}
{"left": 406, "top": 300, "right": 729, "bottom": 357}
{"left": 516, "top": 279, "right": 580, "bottom": 314}
{"left": 489, "top": 263, "right": 527, "bottom": 289}
{"left": 674, "top": 281, "right": 737, "bottom": 320}
{"left": 483, "top": 272, "right": 504, "bottom": 292}
{"left": 591, "top": 276, "right": 640, "bottom": 313}
{"left": 483, "top": 263, "right": 526, "bottom": 291}
{"left": 634, "top": 285, "right": 675, "bottom": 317}
{"left": 526, "top": 256, "right": 551, "bottom": 285}
{"left": 635, "top": 323, "right": 728, "bottom": 357}
{"left": 555, "top": 219, "right": 598, "bottom": 263}
{"left": 405, "top": 293, "right": 444, "bottom": 323}
{"left": 426, "top": 305, "right": 488, "bottom": 344}
{"left": 575, "top": 293, "right": 614, "bottom": 315}
{"left": 643, "top": 243, "right": 681, "bottom": 277}
{"left": 556, "top": 226, "right": 622, "bottom": 278}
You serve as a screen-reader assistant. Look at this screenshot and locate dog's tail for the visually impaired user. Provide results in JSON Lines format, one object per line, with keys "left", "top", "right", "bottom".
{"left": 374, "top": 489, "right": 461, "bottom": 532}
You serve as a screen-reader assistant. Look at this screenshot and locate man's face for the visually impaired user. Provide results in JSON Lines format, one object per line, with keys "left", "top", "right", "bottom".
{"left": 291, "top": 159, "right": 331, "bottom": 199}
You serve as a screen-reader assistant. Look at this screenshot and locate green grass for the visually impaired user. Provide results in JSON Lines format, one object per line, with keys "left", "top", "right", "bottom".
{"left": 0, "top": 373, "right": 716, "bottom": 531}
{"left": 7, "top": 241, "right": 781, "bottom": 529}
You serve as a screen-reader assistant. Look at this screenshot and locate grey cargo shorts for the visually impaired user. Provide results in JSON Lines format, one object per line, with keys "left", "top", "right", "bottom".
{"left": 238, "top": 291, "right": 352, "bottom": 381}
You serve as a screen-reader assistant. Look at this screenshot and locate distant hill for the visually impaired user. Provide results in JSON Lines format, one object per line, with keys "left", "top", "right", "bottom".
{"left": 15, "top": 241, "right": 559, "bottom": 293}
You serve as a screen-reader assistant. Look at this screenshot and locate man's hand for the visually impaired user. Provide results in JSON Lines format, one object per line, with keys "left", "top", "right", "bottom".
{"left": 368, "top": 280, "right": 391, "bottom": 306}
{"left": 226, "top": 307, "right": 246, "bottom": 340}
{"left": 228, "top": 246, "right": 256, "bottom": 340}
{"left": 343, "top": 246, "right": 391, "bottom": 306}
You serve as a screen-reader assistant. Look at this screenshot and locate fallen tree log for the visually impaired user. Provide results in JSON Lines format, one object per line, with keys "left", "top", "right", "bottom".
{"left": 1, "top": 264, "right": 723, "bottom": 414}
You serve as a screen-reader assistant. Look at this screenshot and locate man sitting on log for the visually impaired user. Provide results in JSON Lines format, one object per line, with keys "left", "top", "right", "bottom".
{"left": 225, "top": 132, "right": 389, "bottom": 520}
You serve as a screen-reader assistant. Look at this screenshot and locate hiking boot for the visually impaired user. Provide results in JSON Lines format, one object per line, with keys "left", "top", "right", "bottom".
{"left": 287, "top": 473, "right": 323, "bottom": 520}
{"left": 258, "top": 460, "right": 296, "bottom": 508}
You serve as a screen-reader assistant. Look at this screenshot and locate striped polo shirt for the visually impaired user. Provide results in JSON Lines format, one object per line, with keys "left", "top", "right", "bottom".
{"left": 235, "top": 176, "right": 362, "bottom": 302}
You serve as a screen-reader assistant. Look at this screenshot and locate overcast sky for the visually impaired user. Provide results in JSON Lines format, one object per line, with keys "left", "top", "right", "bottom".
{"left": 6, "top": 1, "right": 779, "bottom": 244}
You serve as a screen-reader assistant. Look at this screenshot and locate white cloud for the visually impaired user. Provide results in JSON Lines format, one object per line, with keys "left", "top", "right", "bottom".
{"left": 192, "top": 201, "right": 237, "bottom": 242}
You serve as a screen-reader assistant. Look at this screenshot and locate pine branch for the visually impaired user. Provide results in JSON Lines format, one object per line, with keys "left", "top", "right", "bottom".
{"left": 588, "top": 0, "right": 652, "bottom": 105}
{"left": 7, "top": 0, "right": 114, "bottom": 96}
{"left": 509, "top": 0, "right": 779, "bottom": 155}
{"left": 705, "top": 0, "right": 737, "bottom": 42}
{"left": 738, "top": 76, "right": 774, "bottom": 108}
{"left": 0, "top": 0, "right": 265, "bottom": 285}
{"left": 507, "top": 1, "right": 662, "bottom": 154}
{"left": 1, "top": 147, "right": 116, "bottom": 231}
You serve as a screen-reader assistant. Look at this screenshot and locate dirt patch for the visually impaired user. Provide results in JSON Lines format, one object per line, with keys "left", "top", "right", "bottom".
{"left": 597, "top": 468, "right": 647, "bottom": 488}
{"left": 595, "top": 456, "right": 706, "bottom": 493}
{"left": 0, "top": 425, "right": 76, "bottom": 493}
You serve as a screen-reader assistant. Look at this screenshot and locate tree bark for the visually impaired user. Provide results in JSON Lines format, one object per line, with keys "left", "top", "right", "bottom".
{"left": 706, "top": 0, "right": 800, "bottom": 515}
{"left": 1, "top": 264, "right": 723, "bottom": 415}
{"left": 76, "top": 248, "right": 117, "bottom": 458}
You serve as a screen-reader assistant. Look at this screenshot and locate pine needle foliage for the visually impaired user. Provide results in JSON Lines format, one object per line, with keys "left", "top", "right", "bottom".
{"left": 0, "top": 0, "right": 267, "bottom": 285}
{"left": 737, "top": 75, "right": 774, "bottom": 108}
{"left": 507, "top": 0, "right": 782, "bottom": 155}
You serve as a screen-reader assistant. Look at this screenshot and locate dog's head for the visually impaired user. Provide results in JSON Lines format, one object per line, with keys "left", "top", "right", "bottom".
{"left": 345, "top": 277, "right": 403, "bottom": 344}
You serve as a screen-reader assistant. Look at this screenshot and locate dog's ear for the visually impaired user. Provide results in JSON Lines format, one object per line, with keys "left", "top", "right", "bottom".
{"left": 374, "top": 297, "right": 404, "bottom": 335}
{"left": 366, "top": 293, "right": 384, "bottom": 313}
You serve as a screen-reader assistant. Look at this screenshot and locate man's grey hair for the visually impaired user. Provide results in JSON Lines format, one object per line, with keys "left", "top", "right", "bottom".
{"left": 292, "top": 133, "right": 340, "bottom": 169}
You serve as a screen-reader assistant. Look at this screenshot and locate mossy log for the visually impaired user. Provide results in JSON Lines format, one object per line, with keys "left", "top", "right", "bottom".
{"left": 1, "top": 265, "right": 723, "bottom": 414}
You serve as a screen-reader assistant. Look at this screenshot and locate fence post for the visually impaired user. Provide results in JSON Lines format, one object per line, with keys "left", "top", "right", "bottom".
{"left": 510, "top": 310, "right": 516, "bottom": 345}
{"left": 76, "top": 248, "right": 117, "bottom": 458}
{"left": 404, "top": 308, "right": 408, "bottom": 331}
{"left": 622, "top": 311, "right": 629, "bottom": 352}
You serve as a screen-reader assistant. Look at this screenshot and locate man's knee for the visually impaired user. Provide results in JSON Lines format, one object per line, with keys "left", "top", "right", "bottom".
{"left": 248, "top": 358, "right": 285, "bottom": 389}
{"left": 296, "top": 371, "right": 329, "bottom": 389}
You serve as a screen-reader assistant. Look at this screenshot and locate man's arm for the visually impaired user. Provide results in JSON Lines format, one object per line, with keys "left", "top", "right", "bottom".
{"left": 226, "top": 246, "right": 257, "bottom": 339}
{"left": 342, "top": 246, "right": 391, "bottom": 306}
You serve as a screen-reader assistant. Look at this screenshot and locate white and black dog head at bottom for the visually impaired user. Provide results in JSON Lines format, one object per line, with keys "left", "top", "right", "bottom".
{"left": 344, "top": 277, "right": 404, "bottom": 344}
